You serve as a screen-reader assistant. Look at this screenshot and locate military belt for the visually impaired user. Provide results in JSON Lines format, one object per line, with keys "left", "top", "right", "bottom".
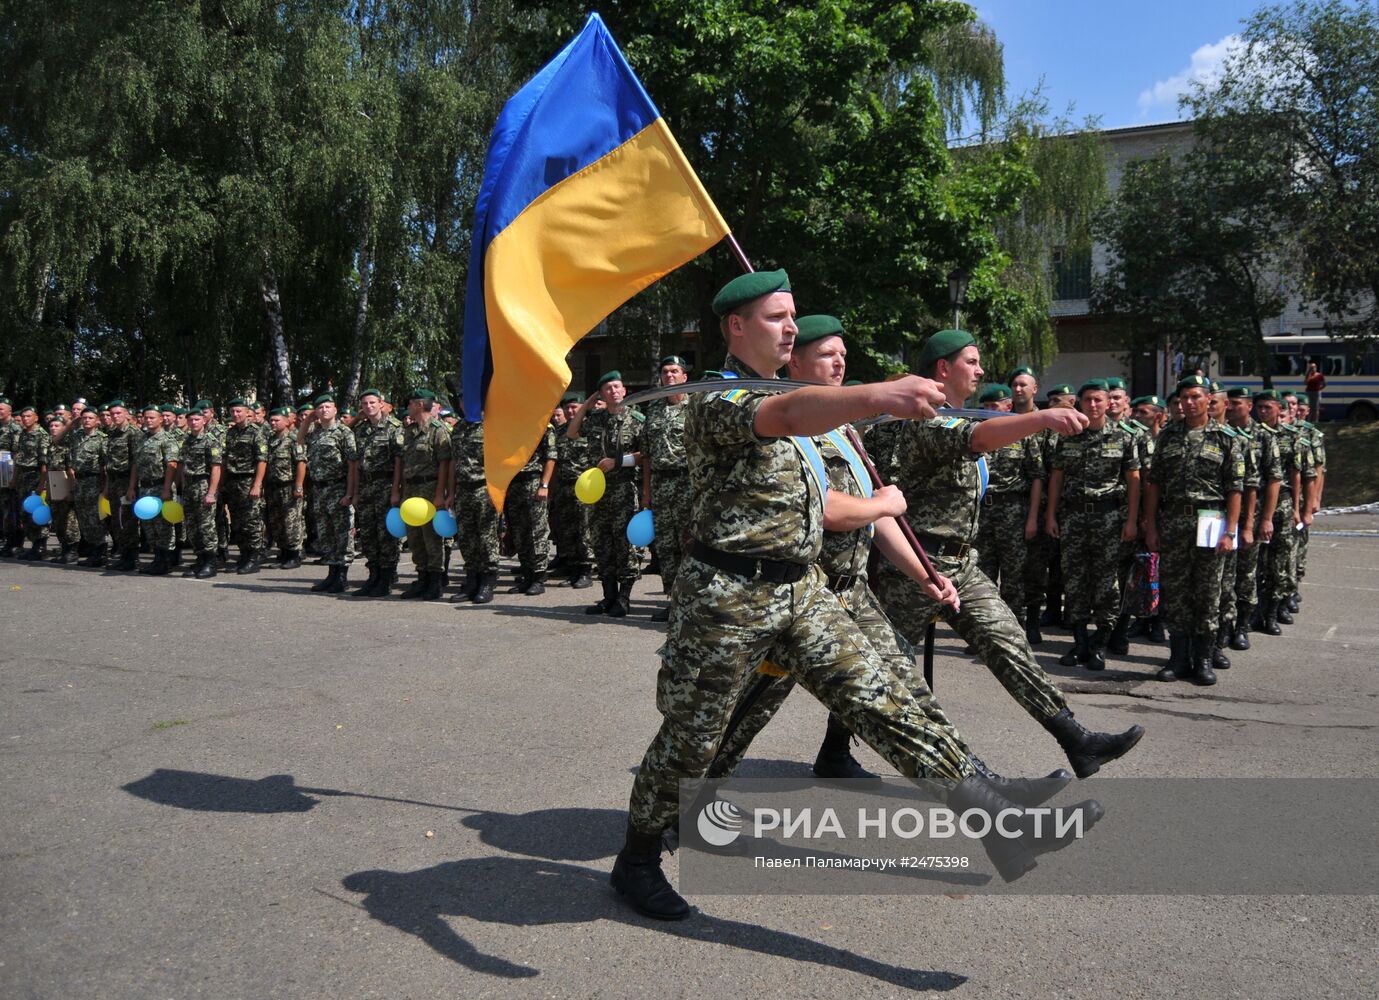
{"left": 913, "top": 533, "right": 971, "bottom": 560}
{"left": 224, "top": 470, "right": 256, "bottom": 478}
{"left": 404, "top": 475, "right": 437, "bottom": 485}
{"left": 981, "top": 490, "right": 1026, "bottom": 507}
{"left": 76, "top": 472, "right": 102, "bottom": 479}
{"left": 689, "top": 541, "right": 809, "bottom": 584}
{"left": 314, "top": 476, "right": 347, "bottom": 485}
{"left": 1066, "top": 497, "right": 1121, "bottom": 514}
{"left": 827, "top": 572, "right": 862, "bottom": 593}
{"left": 359, "top": 470, "right": 392, "bottom": 482}
{"left": 184, "top": 474, "right": 210, "bottom": 481}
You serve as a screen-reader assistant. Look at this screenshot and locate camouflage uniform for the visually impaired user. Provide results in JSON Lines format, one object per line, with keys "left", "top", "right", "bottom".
{"left": 627, "top": 357, "right": 975, "bottom": 838}
{"left": 873, "top": 416, "right": 1070, "bottom": 724}
{"left": 103, "top": 423, "right": 141, "bottom": 557}
{"left": 1232, "top": 420, "right": 1281, "bottom": 626}
{"left": 1258, "top": 423, "right": 1314, "bottom": 606}
{"left": 305, "top": 422, "right": 357, "bottom": 568}
{"left": 579, "top": 406, "right": 643, "bottom": 583}
{"left": 206, "top": 421, "right": 232, "bottom": 557}
{"left": 506, "top": 423, "right": 557, "bottom": 580}
{"left": 133, "top": 428, "right": 178, "bottom": 554}
{"left": 0, "top": 416, "right": 19, "bottom": 549}
{"left": 69, "top": 426, "right": 108, "bottom": 549}
{"left": 1048, "top": 422, "right": 1139, "bottom": 632}
{"left": 451, "top": 420, "right": 502, "bottom": 575}
{"left": 221, "top": 422, "right": 268, "bottom": 558}
{"left": 178, "top": 430, "right": 222, "bottom": 556}
{"left": 264, "top": 427, "right": 306, "bottom": 555}
{"left": 643, "top": 398, "right": 692, "bottom": 590}
{"left": 974, "top": 432, "right": 1041, "bottom": 615}
{"left": 11, "top": 424, "right": 51, "bottom": 545}
{"left": 1023, "top": 427, "right": 1058, "bottom": 615}
{"left": 353, "top": 415, "right": 404, "bottom": 573}
{"left": 551, "top": 426, "right": 594, "bottom": 576}
{"left": 400, "top": 417, "right": 451, "bottom": 575}
{"left": 46, "top": 429, "right": 80, "bottom": 553}
{"left": 1293, "top": 422, "right": 1325, "bottom": 584}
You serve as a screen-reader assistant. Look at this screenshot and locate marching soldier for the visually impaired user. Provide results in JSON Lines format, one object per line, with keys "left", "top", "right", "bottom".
{"left": 450, "top": 414, "right": 502, "bottom": 604}
{"left": 504, "top": 413, "right": 557, "bottom": 596}
{"left": 45, "top": 415, "right": 80, "bottom": 563}
{"left": 300, "top": 392, "right": 358, "bottom": 594}
{"left": 222, "top": 399, "right": 269, "bottom": 574}
{"left": 10, "top": 406, "right": 51, "bottom": 560}
{"left": 264, "top": 406, "right": 307, "bottom": 570}
{"left": 395, "top": 389, "right": 450, "bottom": 601}
{"left": 351, "top": 389, "right": 404, "bottom": 596}
{"left": 550, "top": 392, "right": 594, "bottom": 588}
{"left": 641, "top": 356, "right": 692, "bottom": 620}
{"left": 68, "top": 407, "right": 109, "bottom": 567}
{"left": 132, "top": 404, "right": 178, "bottom": 575}
{"left": 179, "top": 404, "right": 223, "bottom": 579}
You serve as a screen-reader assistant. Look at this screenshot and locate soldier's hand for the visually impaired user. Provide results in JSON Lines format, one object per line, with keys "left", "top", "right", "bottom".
{"left": 1120, "top": 519, "right": 1138, "bottom": 543}
{"left": 1302, "top": 510, "right": 1313, "bottom": 527}
{"left": 1044, "top": 516, "right": 1060, "bottom": 540}
{"left": 249, "top": 485, "right": 261, "bottom": 499}
{"left": 390, "top": 490, "right": 400, "bottom": 506}
{"left": 125, "top": 488, "right": 136, "bottom": 503}
{"left": 340, "top": 494, "right": 353, "bottom": 507}
{"left": 596, "top": 457, "right": 616, "bottom": 474}
{"left": 877, "top": 375, "right": 946, "bottom": 421}
{"left": 872, "top": 484, "right": 907, "bottom": 518}
{"left": 1215, "top": 533, "right": 1234, "bottom": 554}
{"left": 1241, "top": 526, "right": 1254, "bottom": 548}
{"left": 1260, "top": 519, "right": 1274, "bottom": 543}
{"left": 923, "top": 572, "right": 960, "bottom": 611}
{"left": 204, "top": 491, "right": 217, "bottom": 507}
{"left": 1042, "top": 408, "right": 1090, "bottom": 436}
{"left": 1024, "top": 517, "right": 1038, "bottom": 541}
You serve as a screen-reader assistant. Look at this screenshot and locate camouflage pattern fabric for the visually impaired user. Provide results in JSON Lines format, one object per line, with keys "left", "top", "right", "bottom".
{"left": 974, "top": 434, "right": 1040, "bottom": 613}
{"left": 312, "top": 481, "right": 353, "bottom": 568}
{"left": 305, "top": 423, "right": 357, "bottom": 568}
{"left": 644, "top": 398, "right": 690, "bottom": 588}
{"left": 505, "top": 425, "right": 557, "bottom": 575}
{"left": 183, "top": 479, "right": 217, "bottom": 555}
{"left": 452, "top": 421, "right": 501, "bottom": 573}
{"left": 353, "top": 416, "right": 403, "bottom": 570}
{"left": 69, "top": 426, "right": 110, "bottom": 546}
{"left": 580, "top": 406, "right": 644, "bottom": 581}
{"left": 551, "top": 431, "right": 594, "bottom": 570}
{"left": 12, "top": 426, "right": 51, "bottom": 543}
{"left": 1022, "top": 427, "right": 1058, "bottom": 608}
{"left": 0, "top": 417, "right": 19, "bottom": 543}
{"left": 134, "top": 429, "right": 178, "bottom": 553}
{"left": 401, "top": 417, "right": 450, "bottom": 574}
{"left": 45, "top": 431, "right": 78, "bottom": 546}
{"left": 74, "top": 476, "right": 105, "bottom": 546}
{"left": 263, "top": 428, "right": 306, "bottom": 555}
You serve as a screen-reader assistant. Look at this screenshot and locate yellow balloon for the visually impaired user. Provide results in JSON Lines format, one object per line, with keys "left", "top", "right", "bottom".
{"left": 574, "top": 466, "right": 606, "bottom": 505}
{"left": 40, "top": 490, "right": 46, "bottom": 503}
{"left": 99, "top": 496, "right": 112, "bottom": 518}
{"left": 161, "top": 499, "right": 185, "bottom": 524}
{"left": 400, "top": 496, "right": 434, "bottom": 527}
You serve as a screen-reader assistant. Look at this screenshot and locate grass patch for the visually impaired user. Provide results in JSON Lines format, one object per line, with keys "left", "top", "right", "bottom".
{"left": 1318, "top": 420, "right": 1379, "bottom": 507}
{"left": 150, "top": 719, "right": 190, "bottom": 731}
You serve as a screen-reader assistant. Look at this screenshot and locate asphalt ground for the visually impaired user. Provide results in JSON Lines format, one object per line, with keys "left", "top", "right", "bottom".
{"left": 3, "top": 514, "right": 1377, "bottom": 999}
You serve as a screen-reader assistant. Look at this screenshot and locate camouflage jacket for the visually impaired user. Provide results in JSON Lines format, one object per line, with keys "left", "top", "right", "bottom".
{"left": 12, "top": 425, "right": 51, "bottom": 469}
{"left": 265, "top": 430, "right": 306, "bottom": 485}
{"left": 1146, "top": 420, "right": 1245, "bottom": 505}
{"left": 516, "top": 424, "right": 557, "bottom": 478}
{"left": 451, "top": 420, "right": 486, "bottom": 484}
{"left": 894, "top": 416, "right": 985, "bottom": 549}
{"left": 555, "top": 425, "right": 592, "bottom": 481}
{"left": 135, "top": 430, "right": 178, "bottom": 484}
{"left": 643, "top": 399, "right": 688, "bottom": 472}
{"left": 685, "top": 354, "right": 823, "bottom": 564}
{"left": 983, "top": 432, "right": 1042, "bottom": 496}
{"left": 1298, "top": 421, "right": 1326, "bottom": 468}
{"left": 305, "top": 423, "right": 357, "bottom": 483}
{"left": 401, "top": 418, "right": 450, "bottom": 483}
{"left": 861, "top": 418, "right": 905, "bottom": 487}
{"left": 355, "top": 415, "right": 404, "bottom": 480}
{"left": 222, "top": 422, "right": 268, "bottom": 476}
{"left": 1049, "top": 422, "right": 1139, "bottom": 501}
{"left": 179, "top": 431, "right": 223, "bottom": 477}
{"left": 48, "top": 430, "right": 72, "bottom": 471}
{"left": 70, "top": 428, "right": 108, "bottom": 476}
{"left": 579, "top": 406, "right": 643, "bottom": 481}
{"left": 0, "top": 417, "right": 17, "bottom": 454}
{"left": 104, "top": 423, "right": 141, "bottom": 475}
{"left": 1231, "top": 421, "right": 1282, "bottom": 493}
{"left": 818, "top": 432, "right": 873, "bottom": 580}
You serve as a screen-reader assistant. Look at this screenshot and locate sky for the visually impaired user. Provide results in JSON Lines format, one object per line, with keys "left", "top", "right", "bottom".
{"left": 973, "top": 0, "right": 1264, "bottom": 130}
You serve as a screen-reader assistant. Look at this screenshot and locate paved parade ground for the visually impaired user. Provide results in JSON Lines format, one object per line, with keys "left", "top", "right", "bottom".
{"left": 3, "top": 514, "right": 1378, "bottom": 999}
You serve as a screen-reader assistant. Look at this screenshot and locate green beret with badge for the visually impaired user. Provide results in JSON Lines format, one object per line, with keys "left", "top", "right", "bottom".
{"left": 659, "top": 355, "right": 690, "bottom": 370}
{"left": 296, "top": 402, "right": 314, "bottom": 413}
{"left": 1078, "top": 378, "right": 1109, "bottom": 395}
{"left": 596, "top": 370, "right": 623, "bottom": 389}
{"left": 711, "top": 268, "right": 791, "bottom": 317}
{"left": 1225, "top": 386, "right": 1251, "bottom": 400}
{"left": 406, "top": 387, "right": 436, "bottom": 403}
{"left": 916, "top": 329, "right": 976, "bottom": 372}
{"left": 979, "top": 383, "right": 1012, "bottom": 403}
{"left": 1176, "top": 374, "right": 1212, "bottom": 393}
{"left": 269, "top": 406, "right": 291, "bottom": 417}
{"left": 1104, "top": 376, "right": 1127, "bottom": 391}
{"left": 359, "top": 387, "right": 384, "bottom": 401}
{"left": 227, "top": 397, "right": 248, "bottom": 408}
{"left": 1132, "top": 394, "right": 1165, "bottom": 408}
{"left": 1253, "top": 389, "right": 1282, "bottom": 403}
{"left": 314, "top": 391, "right": 336, "bottom": 406}
{"left": 1046, "top": 383, "right": 1074, "bottom": 398}
{"left": 560, "top": 390, "right": 585, "bottom": 403}
{"left": 1007, "top": 366, "right": 1037, "bottom": 383}
{"left": 107, "top": 398, "right": 128, "bottom": 409}
{"left": 793, "top": 314, "right": 844, "bottom": 346}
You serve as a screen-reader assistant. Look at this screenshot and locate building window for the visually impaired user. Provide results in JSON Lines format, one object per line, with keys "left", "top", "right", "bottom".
{"left": 1052, "top": 247, "right": 1092, "bottom": 301}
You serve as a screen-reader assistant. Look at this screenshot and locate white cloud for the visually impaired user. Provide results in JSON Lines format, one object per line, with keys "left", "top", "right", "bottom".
{"left": 1138, "top": 35, "right": 1244, "bottom": 117}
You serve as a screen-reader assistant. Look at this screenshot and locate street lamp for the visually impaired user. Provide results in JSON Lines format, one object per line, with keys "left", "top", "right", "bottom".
{"left": 947, "top": 268, "right": 971, "bottom": 329}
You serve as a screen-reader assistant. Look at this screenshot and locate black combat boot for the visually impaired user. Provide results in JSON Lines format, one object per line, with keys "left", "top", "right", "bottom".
{"left": 1274, "top": 598, "right": 1294, "bottom": 626}
{"left": 169, "top": 544, "right": 183, "bottom": 568}
{"left": 1192, "top": 636, "right": 1218, "bottom": 686}
{"left": 1157, "top": 634, "right": 1190, "bottom": 681}
{"left": 195, "top": 555, "right": 217, "bottom": 579}
{"left": 310, "top": 566, "right": 339, "bottom": 592}
{"left": 421, "top": 571, "right": 443, "bottom": 600}
{"left": 1059, "top": 624, "right": 1088, "bottom": 666}
{"left": 1040, "top": 708, "right": 1145, "bottom": 779}
{"left": 48, "top": 542, "right": 67, "bottom": 563}
{"left": 1260, "top": 601, "right": 1283, "bottom": 635}
{"left": 61, "top": 543, "right": 81, "bottom": 564}
{"left": 812, "top": 715, "right": 879, "bottom": 782}
{"left": 183, "top": 554, "right": 204, "bottom": 578}
{"left": 455, "top": 570, "right": 477, "bottom": 602}
{"left": 1212, "top": 624, "right": 1232, "bottom": 670}
{"left": 82, "top": 543, "right": 108, "bottom": 568}
{"left": 1107, "top": 613, "right": 1131, "bottom": 655}
{"left": 373, "top": 567, "right": 396, "bottom": 598}
{"left": 323, "top": 565, "right": 347, "bottom": 594}
{"left": 114, "top": 547, "right": 138, "bottom": 572}
{"left": 610, "top": 826, "right": 691, "bottom": 920}
{"left": 472, "top": 571, "right": 496, "bottom": 604}
{"left": 606, "top": 580, "right": 633, "bottom": 618}
{"left": 237, "top": 551, "right": 261, "bottom": 575}
{"left": 216, "top": 546, "right": 229, "bottom": 571}
{"left": 969, "top": 756, "right": 1074, "bottom": 807}
{"left": 651, "top": 606, "right": 671, "bottom": 622}
{"left": 1024, "top": 605, "right": 1043, "bottom": 645}
{"left": 399, "top": 571, "right": 429, "bottom": 599}
{"left": 585, "top": 578, "right": 615, "bottom": 615}
{"left": 1040, "top": 592, "right": 1062, "bottom": 627}
{"left": 1148, "top": 615, "right": 1166, "bottom": 642}
{"left": 1085, "top": 624, "right": 1107, "bottom": 670}
{"left": 1126, "top": 616, "right": 1149, "bottom": 639}
{"left": 570, "top": 565, "right": 593, "bottom": 589}
{"left": 353, "top": 565, "right": 380, "bottom": 597}
{"left": 523, "top": 571, "right": 546, "bottom": 596}
{"left": 947, "top": 774, "right": 1104, "bottom": 882}
{"left": 0, "top": 537, "right": 13, "bottom": 558}
{"left": 507, "top": 571, "right": 530, "bottom": 594}
{"left": 1286, "top": 592, "right": 1300, "bottom": 614}
{"left": 1230, "top": 605, "right": 1253, "bottom": 650}
{"left": 148, "top": 550, "right": 173, "bottom": 576}
{"left": 18, "top": 539, "right": 46, "bottom": 561}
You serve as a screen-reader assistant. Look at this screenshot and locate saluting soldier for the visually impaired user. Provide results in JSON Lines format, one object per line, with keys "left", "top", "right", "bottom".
{"left": 504, "top": 413, "right": 557, "bottom": 596}
{"left": 69, "top": 407, "right": 109, "bottom": 567}
{"left": 263, "top": 406, "right": 307, "bottom": 570}
{"left": 132, "top": 404, "right": 179, "bottom": 575}
{"left": 300, "top": 392, "right": 359, "bottom": 594}
{"left": 450, "top": 414, "right": 502, "bottom": 604}
{"left": 178, "top": 404, "right": 223, "bottom": 579}
{"left": 10, "top": 406, "right": 51, "bottom": 560}
{"left": 351, "top": 389, "right": 404, "bottom": 597}
{"left": 641, "top": 355, "right": 692, "bottom": 619}
{"left": 550, "top": 392, "right": 594, "bottom": 589}
{"left": 395, "top": 388, "right": 451, "bottom": 601}
{"left": 1142, "top": 375, "right": 1245, "bottom": 685}
{"left": 1224, "top": 386, "right": 1281, "bottom": 650}
{"left": 45, "top": 415, "right": 80, "bottom": 563}
{"left": 221, "top": 399, "right": 269, "bottom": 574}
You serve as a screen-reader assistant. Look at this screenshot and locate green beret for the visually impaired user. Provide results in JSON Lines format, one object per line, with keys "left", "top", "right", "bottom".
{"left": 227, "top": 397, "right": 248, "bottom": 408}
{"left": 359, "top": 387, "right": 384, "bottom": 400}
{"left": 1176, "top": 374, "right": 1212, "bottom": 393}
{"left": 1226, "top": 387, "right": 1252, "bottom": 400}
{"left": 141, "top": 402, "right": 161, "bottom": 413}
{"left": 252, "top": 400, "right": 265, "bottom": 410}
{"left": 978, "top": 383, "right": 1012, "bottom": 403}
{"left": 1281, "top": 390, "right": 1298, "bottom": 400}
{"left": 659, "top": 355, "right": 690, "bottom": 370}
{"left": 174, "top": 407, "right": 187, "bottom": 416}
{"left": 340, "top": 406, "right": 356, "bottom": 416}
{"left": 98, "top": 403, "right": 111, "bottom": 412}
{"left": 0, "top": 395, "right": 9, "bottom": 405}
{"left": 1210, "top": 380, "right": 1225, "bottom": 394}
{"left": 191, "top": 399, "right": 212, "bottom": 411}
{"left": 18, "top": 405, "right": 36, "bottom": 415}
{"left": 1132, "top": 394, "right": 1166, "bottom": 408}
{"left": 794, "top": 315, "right": 845, "bottom": 346}
{"left": 1046, "top": 384, "right": 1074, "bottom": 398}
{"left": 314, "top": 391, "right": 336, "bottom": 406}
{"left": 1078, "top": 379, "right": 1109, "bottom": 395}
{"left": 107, "top": 399, "right": 128, "bottom": 409}
{"left": 268, "top": 406, "right": 291, "bottom": 417}
{"left": 559, "top": 391, "right": 584, "bottom": 404}
{"left": 1007, "top": 366, "right": 1037, "bottom": 383}
{"left": 1253, "top": 389, "right": 1283, "bottom": 403}
{"left": 1104, "top": 376, "right": 1127, "bottom": 391}
{"left": 596, "top": 370, "right": 623, "bottom": 389}
{"left": 711, "top": 269, "right": 791, "bottom": 317}
{"left": 916, "top": 329, "right": 976, "bottom": 372}
{"left": 54, "top": 403, "right": 71, "bottom": 413}
{"left": 297, "top": 402, "right": 314, "bottom": 413}
{"left": 159, "top": 403, "right": 176, "bottom": 413}
{"left": 1166, "top": 388, "right": 1180, "bottom": 401}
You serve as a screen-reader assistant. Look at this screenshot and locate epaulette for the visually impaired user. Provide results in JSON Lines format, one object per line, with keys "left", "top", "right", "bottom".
{"left": 630, "top": 409, "right": 646, "bottom": 423}
{"left": 1118, "top": 419, "right": 1138, "bottom": 434}
{"left": 1220, "top": 424, "right": 1238, "bottom": 438}
{"left": 1129, "top": 419, "right": 1150, "bottom": 433}
{"left": 1280, "top": 423, "right": 1300, "bottom": 434}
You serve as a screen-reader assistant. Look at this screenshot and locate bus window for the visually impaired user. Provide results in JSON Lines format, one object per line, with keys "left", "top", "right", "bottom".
{"left": 1271, "top": 353, "right": 1296, "bottom": 377}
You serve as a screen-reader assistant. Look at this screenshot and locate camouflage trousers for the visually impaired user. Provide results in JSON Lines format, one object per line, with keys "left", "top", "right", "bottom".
{"left": 137, "top": 486, "right": 174, "bottom": 552}
{"left": 402, "top": 484, "right": 444, "bottom": 574}
{"left": 49, "top": 487, "right": 79, "bottom": 546}
{"left": 1234, "top": 532, "right": 1262, "bottom": 617}
{"left": 455, "top": 481, "right": 501, "bottom": 573}
{"left": 1158, "top": 511, "right": 1226, "bottom": 641}
{"left": 353, "top": 478, "right": 397, "bottom": 569}
{"left": 550, "top": 475, "right": 593, "bottom": 569}
{"left": 183, "top": 479, "right": 218, "bottom": 554}
{"left": 313, "top": 480, "right": 354, "bottom": 568}
{"left": 974, "top": 493, "right": 1032, "bottom": 612}
{"left": 0, "top": 487, "right": 16, "bottom": 544}
{"left": 1218, "top": 544, "right": 1238, "bottom": 623}
{"left": 14, "top": 468, "right": 46, "bottom": 543}
{"left": 505, "top": 473, "right": 550, "bottom": 574}
{"left": 650, "top": 471, "right": 692, "bottom": 591}
{"left": 221, "top": 476, "right": 265, "bottom": 555}
{"left": 874, "top": 555, "right": 1068, "bottom": 724}
{"left": 75, "top": 478, "right": 105, "bottom": 546}
{"left": 591, "top": 471, "right": 640, "bottom": 582}
{"left": 1023, "top": 497, "right": 1052, "bottom": 608}
{"left": 1059, "top": 508, "right": 1123, "bottom": 629}
{"left": 1260, "top": 495, "right": 1297, "bottom": 602}
{"left": 1295, "top": 524, "right": 1310, "bottom": 582}
{"left": 627, "top": 557, "right": 975, "bottom": 836}
{"left": 707, "top": 576, "right": 966, "bottom": 782}
{"left": 264, "top": 481, "right": 304, "bottom": 555}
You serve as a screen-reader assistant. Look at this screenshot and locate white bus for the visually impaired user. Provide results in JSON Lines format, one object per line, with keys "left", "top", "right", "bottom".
{"left": 1215, "top": 334, "right": 1379, "bottom": 421}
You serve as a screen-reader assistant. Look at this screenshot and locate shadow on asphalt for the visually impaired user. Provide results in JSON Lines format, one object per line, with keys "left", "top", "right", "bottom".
{"left": 487, "top": 602, "right": 669, "bottom": 633}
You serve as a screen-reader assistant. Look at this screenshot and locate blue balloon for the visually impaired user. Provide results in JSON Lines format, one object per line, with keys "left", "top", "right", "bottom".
{"left": 626, "top": 508, "right": 655, "bottom": 547}
{"left": 133, "top": 495, "right": 163, "bottom": 521}
{"left": 385, "top": 507, "right": 407, "bottom": 539}
{"left": 22, "top": 493, "right": 42, "bottom": 514}
{"left": 31, "top": 504, "right": 52, "bottom": 526}
{"left": 432, "top": 509, "right": 458, "bottom": 538}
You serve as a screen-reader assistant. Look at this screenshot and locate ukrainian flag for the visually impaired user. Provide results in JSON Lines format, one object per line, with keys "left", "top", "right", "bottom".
{"left": 462, "top": 13, "right": 730, "bottom": 510}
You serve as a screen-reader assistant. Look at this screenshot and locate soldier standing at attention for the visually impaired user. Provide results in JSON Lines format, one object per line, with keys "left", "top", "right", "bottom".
{"left": 160, "top": 403, "right": 188, "bottom": 568}
{"left": 221, "top": 399, "right": 268, "bottom": 574}
{"left": 1224, "top": 386, "right": 1280, "bottom": 650}
{"left": 450, "top": 414, "right": 502, "bottom": 604}
{"left": 504, "top": 413, "right": 557, "bottom": 596}
{"left": 1252, "top": 390, "right": 1312, "bottom": 635}
{"left": 1044, "top": 381, "right": 1140, "bottom": 670}
{"left": 264, "top": 407, "right": 307, "bottom": 571}
{"left": 300, "top": 393, "right": 358, "bottom": 594}
{"left": 179, "top": 405, "right": 223, "bottom": 579}
{"left": 1132, "top": 395, "right": 1167, "bottom": 437}
{"left": 1038, "top": 383, "right": 1077, "bottom": 627}
{"left": 1142, "top": 376, "right": 1245, "bottom": 685}
{"left": 0, "top": 396, "right": 18, "bottom": 558}
{"left": 551, "top": 393, "right": 595, "bottom": 589}
{"left": 295, "top": 401, "right": 319, "bottom": 556}
{"left": 10, "top": 406, "right": 51, "bottom": 560}
{"left": 1006, "top": 367, "right": 1050, "bottom": 644}
{"left": 132, "top": 404, "right": 179, "bottom": 575}
{"left": 101, "top": 401, "right": 141, "bottom": 570}
{"left": 394, "top": 389, "right": 450, "bottom": 601}
{"left": 567, "top": 371, "right": 643, "bottom": 618}
{"left": 351, "top": 389, "right": 404, "bottom": 596}
{"left": 1291, "top": 396, "right": 1325, "bottom": 611}
{"left": 45, "top": 415, "right": 80, "bottom": 563}
{"left": 1205, "top": 382, "right": 1245, "bottom": 671}
{"left": 641, "top": 356, "right": 692, "bottom": 620}
{"left": 69, "top": 407, "right": 109, "bottom": 567}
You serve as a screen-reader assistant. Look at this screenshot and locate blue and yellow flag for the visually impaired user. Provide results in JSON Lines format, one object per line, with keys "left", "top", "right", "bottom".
{"left": 462, "top": 13, "right": 731, "bottom": 510}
